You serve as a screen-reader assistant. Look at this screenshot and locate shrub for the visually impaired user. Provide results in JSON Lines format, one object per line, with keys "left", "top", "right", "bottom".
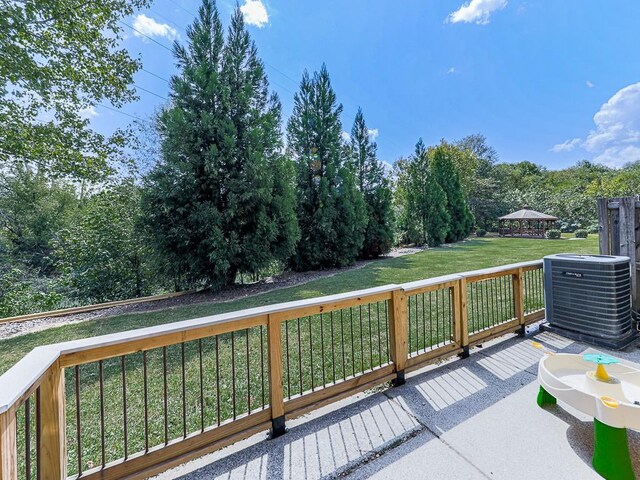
{"left": 0, "top": 268, "right": 63, "bottom": 318}
{"left": 476, "top": 228, "right": 487, "bottom": 237}
{"left": 574, "top": 229, "right": 588, "bottom": 239}
{"left": 587, "top": 224, "right": 600, "bottom": 234}
{"left": 545, "top": 229, "right": 562, "bottom": 239}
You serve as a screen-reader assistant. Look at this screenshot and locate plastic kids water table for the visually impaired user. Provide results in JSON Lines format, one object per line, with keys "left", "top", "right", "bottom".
{"left": 537, "top": 349, "right": 640, "bottom": 480}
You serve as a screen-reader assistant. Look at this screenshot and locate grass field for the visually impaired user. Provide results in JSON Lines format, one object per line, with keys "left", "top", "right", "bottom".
{"left": 8, "top": 234, "right": 600, "bottom": 477}
{"left": 0, "top": 235, "right": 599, "bottom": 375}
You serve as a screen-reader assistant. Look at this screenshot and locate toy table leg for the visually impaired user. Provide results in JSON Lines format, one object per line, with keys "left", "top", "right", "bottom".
{"left": 536, "top": 386, "right": 556, "bottom": 407}
{"left": 592, "top": 418, "right": 635, "bottom": 480}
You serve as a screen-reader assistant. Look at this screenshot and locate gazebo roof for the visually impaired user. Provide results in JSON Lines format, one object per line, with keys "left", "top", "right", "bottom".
{"left": 499, "top": 208, "right": 558, "bottom": 221}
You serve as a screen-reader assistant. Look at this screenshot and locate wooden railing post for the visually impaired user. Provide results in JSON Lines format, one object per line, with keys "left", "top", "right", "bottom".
{"left": 267, "top": 314, "right": 286, "bottom": 438}
{"left": 0, "top": 407, "right": 17, "bottom": 480}
{"left": 513, "top": 267, "right": 525, "bottom": 335}
{"left": 39, "top": 362, "right": 67, "bottom": 480}
{"left": 455, "top": 278, "right": 470, "bottom": 358}
{"left": 389, "top": 288, "right": 408, "bottom": 386}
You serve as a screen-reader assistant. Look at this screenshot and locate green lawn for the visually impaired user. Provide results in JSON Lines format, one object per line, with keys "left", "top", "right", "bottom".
{"left": 8, "top": 234, "right": 600, "bottom": 477}
{"left": 0, "top": 235, "right": 598, "bottom": 376}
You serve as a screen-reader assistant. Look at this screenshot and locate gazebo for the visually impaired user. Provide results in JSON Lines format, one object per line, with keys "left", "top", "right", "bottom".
{"left": 498, "top": 206, "right": 558, "bottom": 238}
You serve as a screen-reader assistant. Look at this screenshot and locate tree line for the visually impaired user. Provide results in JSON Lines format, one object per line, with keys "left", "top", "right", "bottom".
{"left": 1, "top": 0, "right": 639, "bottom": 316}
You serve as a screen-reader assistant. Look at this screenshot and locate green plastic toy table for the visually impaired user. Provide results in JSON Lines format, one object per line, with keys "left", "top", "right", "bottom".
{"left": 536, "top": 348, "right": 640, "bottom": 480}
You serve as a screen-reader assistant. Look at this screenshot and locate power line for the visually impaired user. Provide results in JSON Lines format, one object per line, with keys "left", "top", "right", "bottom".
{"left": 118, "top": 19, "right": 173, "bottom": 52}
{"left": 134, "top": 83, "right": 168, "bottom": 101}
{"left": 166, "top": 0, "right": 197, "bottom": 18}
{"left": 97, "top": 103, "right": 152, "bottom": 123}
{"left": 141, "top": 67, "right": 170, "bottom": 83}
{"left": 118, "top": 7, "right": 407, "bottom": 155}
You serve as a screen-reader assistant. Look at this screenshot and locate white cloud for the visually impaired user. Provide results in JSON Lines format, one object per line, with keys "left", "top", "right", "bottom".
{"left": 447, "top": 0, "right": 508, "bottom": 25}
{"left": 550, "top": 83, "right": 640, "bottom": 167}
{"left": 586, "top": 80, "right": 595, "bottom": 88}
{"left": 79, "top": 106, "right": 99, "bottom": 118}
{"left": 550, "top": 138, "right": 581, "bottom": 153}
{"left": 447, "top": 67, "right": 457, "bottom": 74}
{"left": 133, "top": 14, "right": 177, "bottom": 40}
{"left": 368, "top": 128, "right": 379, "bottom": 139}
{"left": 341, "top": 131, "right": 351, "bottom": 142}
{"left": 240, "top": 0, "right": 269, "bottom": 28}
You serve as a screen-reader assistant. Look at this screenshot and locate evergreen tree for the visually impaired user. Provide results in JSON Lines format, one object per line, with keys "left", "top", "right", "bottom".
{"left": 348, "top": 108, "right": 394, "bottom": 258}
{"left": 287, "top": 65, "right": 366, "bottom": 270}
{"left": 403, "top": 139, "right": 449, "bottom": 246}
{"left": 430, "top": 143, "right": 474, "bottom": 242}
{"left": 142, "top": 0, "right": 298, "bottom": 289}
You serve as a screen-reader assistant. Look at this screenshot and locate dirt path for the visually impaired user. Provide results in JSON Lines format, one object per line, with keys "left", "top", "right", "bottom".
{"left": 0, "top": 246, "right": 430, "bottom": 340}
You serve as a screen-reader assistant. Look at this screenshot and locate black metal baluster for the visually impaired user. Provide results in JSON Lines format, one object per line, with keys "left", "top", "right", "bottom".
{"left": 25, "top": 398, "right": 30, "bottom": 480}
{"left": 509, "top": 274, "right": 515, "bottom": 318}
{"left": 260, "top": 325, "right": 266, "bottom": 408}
{"left": 414, "top": 295, "right": 419, "bottom": 354}
{"left": 476, "top": 282, "right": 482, "bottom": 329}
{"left": 368, "top": 305, "right": 374, "bottom": 370}
{"left": 503, "top": 275, "right": 510, "bottom": 319}
{"left": 408, "top": 297, "right": 412, "bottom": 355}
{"left": 350, "top": 308, "right": 356, "bottom": 377}
{"left": 297, "top": 317, "right": 303, "bottom": 395}
{"left": 421, "top": 295, "right": 426, "bottom": 352}
{"left": 99, "top": 360, "right": 105, "bottom": 467}
{"left": 35, "top": 388, "right": 40, "bottom": 480}
{"left": 163, "top": 347, "right": 168, "bottom": 445}
{"left": 429, "top": 291, "right": 434, "bottom": 349}
{"left": 319, "top": 314, "right": 326, "bottom": 386}
{"left": 215, "top": 337, "right": 221, "bottom": 426}
{"left": 385, "top": 301, "right": 391, "bottom": 361}
{"left": 340, "top": 310, "right": 346, "bottom": 380}
{"left": 181, "top": 343, "right": 186, "bottom": 438}
{"left": 359, "top": 306, "right": 365, "bottom": 373}
{"left": 449, "top": 287, "right": 454, "bottom": 341}
{"left": 330, "top": 311, "right": 336, "bottom": 383}
{"left": 199, "top": 339, "right": 205, "bottom": 431}
{"left": 285, "top": 320, "right": 291, "bottom": 399}
{"left": 539, "top": 268, "right": 544, "bottom": 306}
{"left": 75, "top": 365, "right": 82, "bottom": 476}
{"left": 231, "top": 332, "right": 237, "bottom": 420}
{"left": 308, "top": 316, "right": 315, "bottom": 391}
{"left": 376, "top": 302, "right": 383, "bottom": 364}
{"left": 484, "top": 280, "right": 491, "bottom": 328}
{"left": 435, "top": 288, "right": 440, "bottom": 344}
{"left": 122, "top": 355, "right": 128, "bottom": 458}
{"left": 495, "top": 277, "right": 501, "bottom": 323}
{"left": 469, "top": 285, "right": 475, "bottom": 333}
{"left": 143, "top": 351, "right": 149, "bottom": 452}
{"left": 442, "top": 289, "right": 447, "bottom": 341}
{"left": 491, "top": 279, "right": 497, "bottom": 326}
{"left": 496, "top": 277, "right": 503, "bottom": 323}
{"left": 246, "top": 329, "right": 251, "bottom": 413}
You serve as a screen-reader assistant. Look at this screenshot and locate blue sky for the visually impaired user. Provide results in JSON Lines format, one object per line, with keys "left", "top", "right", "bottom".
{"left": 88, "top": 0, "right": 640, "bottom": 169}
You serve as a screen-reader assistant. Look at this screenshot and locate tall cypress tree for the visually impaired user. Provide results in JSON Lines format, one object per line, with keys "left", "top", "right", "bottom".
{"left": 348, "top": 108, "right": 394, "bottom": 258}
{"left": 142, "top": 0, "right": 298, "bottom": 289}
{"left": 430, "top": 143, "right": 474, "bottom": 242}
{"left": 287, "top": 65, "right": 366, "bottom": 270}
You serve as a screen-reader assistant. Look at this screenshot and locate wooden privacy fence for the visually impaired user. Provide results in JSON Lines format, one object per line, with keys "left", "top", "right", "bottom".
{"left": 0, "top": 260, "right": 545, "bottom": 480}
{"left": 598, "top": 196, "right": 640, "bottom": 312}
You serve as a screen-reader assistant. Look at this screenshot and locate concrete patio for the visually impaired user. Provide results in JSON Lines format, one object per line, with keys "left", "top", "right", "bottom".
{"left": 155, "top": 329, "right": 640, "bottom": 480}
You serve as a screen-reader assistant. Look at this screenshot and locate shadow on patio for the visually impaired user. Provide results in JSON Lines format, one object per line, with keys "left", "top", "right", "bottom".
{"left": 156, "top": 330, "right": 640, "bottom": 480}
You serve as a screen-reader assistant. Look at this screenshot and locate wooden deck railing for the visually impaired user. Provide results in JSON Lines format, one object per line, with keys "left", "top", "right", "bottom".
{"left": 0, "top": 260, "right": 545, "bottom": 480}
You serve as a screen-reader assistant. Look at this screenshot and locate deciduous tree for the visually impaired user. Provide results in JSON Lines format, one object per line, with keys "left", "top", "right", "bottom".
{"left": 0, "top": 0, "right": 149, "bottom": 180}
